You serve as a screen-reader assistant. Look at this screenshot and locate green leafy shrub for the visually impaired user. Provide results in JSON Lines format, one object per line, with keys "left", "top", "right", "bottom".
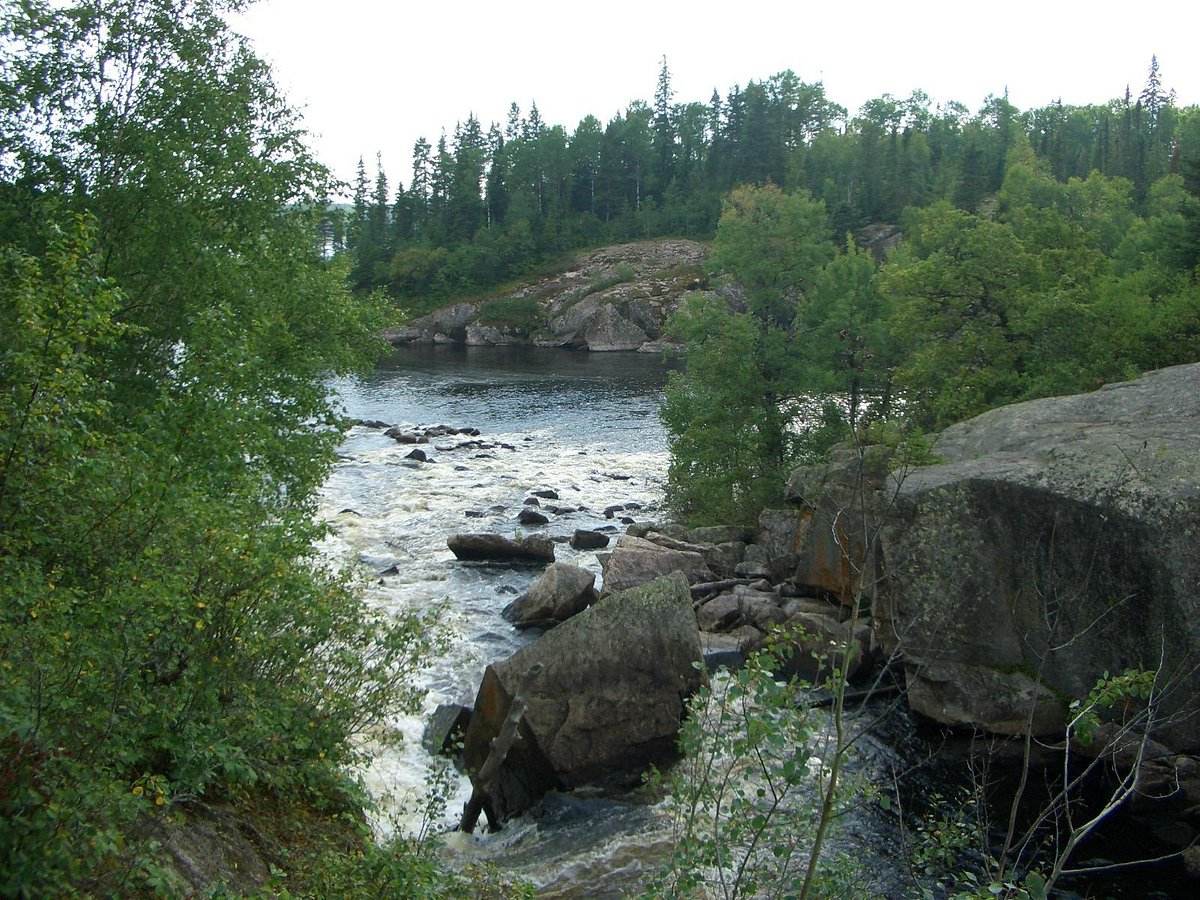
{"left": 0, "top": 2, "right": 434, "bottom": 892}
{"left": 648, "top": 637, "right": 857, "bottom": 898}
{"left": 583, "top": 263, "right": 637, "bottom": 296}
{"left": 477, "top": 295, "right": 545, "bottom": 334}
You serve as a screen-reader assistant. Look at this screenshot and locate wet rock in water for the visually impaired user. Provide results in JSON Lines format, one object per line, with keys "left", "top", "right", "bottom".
{"left": 382, "top": 301, "right": 477, "bottom": 345}
{"left": 598, "top": 534, "right": 715, "bottom": 596}
{"left": 447, "top": 532, "right": 555, "bottom": 564}
{"left": 423, "top": 703, "right": 473, "bottom": 759}
{"left": 425, "top": 423, "right": 476, "bottom": 437}
{"left": 517, "top": 508, "right": 550, "bottom": 526}
{"left": 532, "top": 489, "right": 560, "bottom": 500}
{"left": 523, "top": 497, "right": 541, "bottom": 506}
{"left": 405, "top": 448, "right": 428, "bottom": 462}
{"left": 385, "top": 427, "right": 428, "bottom": 444}
{"left": 462, "top": 572, "right": 705, "bottom": 824}
{"left": 379, "top": 565, "right": 400, "bottom": 577}
{"left": 357, "top": 419, "right": 391, "bottom": 429}
{"left": 603, "top": 504, "right": 626, "bottom": 519}
{"left": 570, "top": 529, "right": 610, "bottom": 551}
{"left": 502, "top": 563, "right": 598, "bottom": 630}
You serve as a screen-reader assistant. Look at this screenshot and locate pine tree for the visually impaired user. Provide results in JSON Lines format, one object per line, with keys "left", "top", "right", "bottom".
{"left": 349, "top": 156, "right": 369, "bottom": 253}
{"left": 652, "top": 55, "right": 677, "bottom": 198}
{"left": 448, "top": 114, "right": 486, "bottom": 241}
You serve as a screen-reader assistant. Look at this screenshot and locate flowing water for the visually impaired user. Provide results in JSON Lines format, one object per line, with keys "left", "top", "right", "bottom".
{"left": 318, "top": 344, "right": 680, "bottom": 893}
{"left": 319, "top": 345, "right": 1169, "bottom": 898}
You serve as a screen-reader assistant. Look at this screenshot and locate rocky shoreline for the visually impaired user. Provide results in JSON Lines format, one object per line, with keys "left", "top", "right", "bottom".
{"left": 382, "top": 240, "right": 714, "bottom": 352}
{"left": 430, "top": 362, "right": 1200, "bottom": 881}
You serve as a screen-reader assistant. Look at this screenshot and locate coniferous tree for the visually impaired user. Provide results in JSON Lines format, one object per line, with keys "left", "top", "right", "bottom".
{"left": 410, "top": 136, "right": 433, "bottom": 237}
{"left": 448, "top": 115, "right": 486, "bottom": 242}
{"left": 349, "top": 155, "right": 369, "bottom": 253}
{"left": 652, "top": 55, "right": 677, "bottom": 199}
{"left": 355, "top": 57, "right": 1200, "bottom": 317}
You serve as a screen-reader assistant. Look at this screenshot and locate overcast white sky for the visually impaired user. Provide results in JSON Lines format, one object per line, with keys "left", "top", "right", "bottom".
{"left": 229, "top": 0, "right": 1199, "bottom": 195}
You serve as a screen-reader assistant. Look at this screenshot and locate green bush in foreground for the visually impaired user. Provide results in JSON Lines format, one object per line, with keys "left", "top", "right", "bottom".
{"left": 648, "top": 638, "right": 858, "bottom": 899}
{"left": 0, "top": 1, "right": 435, "bottom": 893}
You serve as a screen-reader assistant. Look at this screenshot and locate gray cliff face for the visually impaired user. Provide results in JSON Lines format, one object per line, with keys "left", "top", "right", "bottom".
{"left": 876, "top": 363, "right": 1200, "bottom": 748}
{"left": 382, "top": 239, "right": 712, "bottom": 352}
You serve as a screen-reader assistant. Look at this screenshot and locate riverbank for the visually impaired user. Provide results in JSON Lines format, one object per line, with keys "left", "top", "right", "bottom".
{"left": 382, "top": 240, "right": 711, "bottom": 352}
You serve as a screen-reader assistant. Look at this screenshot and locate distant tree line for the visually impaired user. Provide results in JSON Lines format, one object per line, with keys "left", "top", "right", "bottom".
{"left": 335, "top": 57, "right": 1199, "bottom": 312}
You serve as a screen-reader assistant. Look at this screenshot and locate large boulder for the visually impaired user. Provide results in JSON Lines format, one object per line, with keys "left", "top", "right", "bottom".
{"left": 580, "top": 303, "right": 649, "bottom": 351}
{"left": 877, "top": 363, "right": 1200, "bottom": 748}
{"left": 569, "top": 528, "right": 610, "bottom": 551}
{"left": 461, "top": 573, "right": 706, "bottom": 822}
{"left": 598, "top": 534, "right": 714, "bottom": 596}
{"left": 447, "top": 532, "right": 555, "bottom": 564}
{"left": 383, "top": 301, "right": 477, "bottom": 344}
{"left": 501, "top": 562, "right": 598, "bottom": 630}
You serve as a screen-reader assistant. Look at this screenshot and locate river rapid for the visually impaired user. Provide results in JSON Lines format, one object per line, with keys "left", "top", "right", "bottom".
{"left": 318, "top": 345, "right": 679, "bottom": 894}
{"left": 318, "top": 345, "right": 1195, "bottom": 898}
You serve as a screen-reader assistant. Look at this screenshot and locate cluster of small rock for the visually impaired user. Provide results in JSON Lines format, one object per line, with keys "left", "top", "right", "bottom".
{"left": 433, "top": 498, "right": 877, "bottom": 826}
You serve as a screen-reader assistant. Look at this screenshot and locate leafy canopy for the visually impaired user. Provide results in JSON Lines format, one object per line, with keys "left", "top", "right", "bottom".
{"left": 0, "top": 1, "right": 427, "bottom": 894}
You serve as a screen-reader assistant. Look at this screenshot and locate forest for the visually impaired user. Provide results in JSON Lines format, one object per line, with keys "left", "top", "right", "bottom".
{"left": 342, "top": 57, "right": 1198, "bottom": 311}
{"left": 348, "top": 57, "right": 1199, "bottom": 524}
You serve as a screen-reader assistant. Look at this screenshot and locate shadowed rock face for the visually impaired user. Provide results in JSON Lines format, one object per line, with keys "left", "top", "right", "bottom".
{"left": 462, "top": 572, "right": 706, "bottom": 823}
{"left": 876, "top": 363, "right": 1200, "bottom": 748}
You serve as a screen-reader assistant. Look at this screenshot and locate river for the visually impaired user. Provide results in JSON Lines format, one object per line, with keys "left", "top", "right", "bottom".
{"left": 315, "top": 344, "right": 1180, "bottom": 898}
{"left": 318, "top": 344, "right": 680, "bottom": 894}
